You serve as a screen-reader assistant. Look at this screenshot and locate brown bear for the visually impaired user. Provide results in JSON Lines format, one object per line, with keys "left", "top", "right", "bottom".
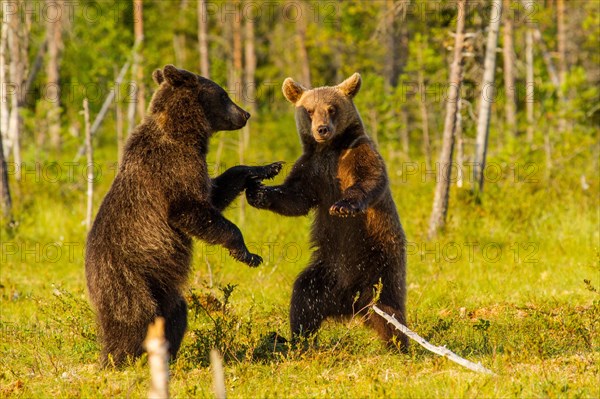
{"left": 85, "top": 65, "right": 282, "bottom": 366}
{"left": 246, "top": 73, "right": 408, "bottom": 350}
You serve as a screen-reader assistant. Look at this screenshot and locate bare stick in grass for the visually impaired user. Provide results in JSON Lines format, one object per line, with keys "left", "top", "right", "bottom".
{"left": 372, "top": 305, "right": 496, "bottom": 375}
{"left": 144, "top": 317, "right": 170, "bottom": 399}
{"left": 210, "top": 349, "right": 226, "bottom": 399}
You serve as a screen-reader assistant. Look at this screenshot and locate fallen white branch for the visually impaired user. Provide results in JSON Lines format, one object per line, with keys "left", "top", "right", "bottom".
{"left": 372, "top": 305, "right": 496, "bottom": 375}
{"left": 144, "top": 317, "right": 170, "bottom": 399}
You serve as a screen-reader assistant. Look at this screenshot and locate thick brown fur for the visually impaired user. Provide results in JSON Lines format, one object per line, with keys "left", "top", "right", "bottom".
{"left": 247, "top": 73, "right": 408, "bottom": 350}
{"left": 86, "top": 65, "right": 282, "bottom": 366}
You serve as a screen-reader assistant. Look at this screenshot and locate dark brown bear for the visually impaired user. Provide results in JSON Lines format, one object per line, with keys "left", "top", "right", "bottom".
{"left": 86, "top": 65, "right": 282, "bottom": 366}
{"left": 246, "top": 73, "right": 408, "bottom": 350}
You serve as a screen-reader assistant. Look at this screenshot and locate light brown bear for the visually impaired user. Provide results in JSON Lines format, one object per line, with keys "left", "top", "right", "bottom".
{"left": 246, "top": 73, "right": 408, "bottom": 350}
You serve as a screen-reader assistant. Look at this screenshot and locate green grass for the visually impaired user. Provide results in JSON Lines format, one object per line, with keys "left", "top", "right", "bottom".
{"left": 1, "top": 118, "right": 599, "bottom": 398}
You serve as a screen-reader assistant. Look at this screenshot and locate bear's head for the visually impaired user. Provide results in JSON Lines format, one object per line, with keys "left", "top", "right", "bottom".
{"left": 282, "top": 73, "right": 362, "bottom": 145}
{"left": 150, "top": 65, "right": 250, "bottom": 136}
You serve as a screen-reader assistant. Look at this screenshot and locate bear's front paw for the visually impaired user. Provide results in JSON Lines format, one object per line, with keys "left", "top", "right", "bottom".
{"left": 230, "top": 249, "right": 263, "bottom": 267}
{"left": 246, "top": 185, "right": 272, "bottom": 209}
{"left": 329, "top": 199, "right": 365, "bottom": 217}
{"left": 248, "top": 161, "right": 284, "bottom": 182}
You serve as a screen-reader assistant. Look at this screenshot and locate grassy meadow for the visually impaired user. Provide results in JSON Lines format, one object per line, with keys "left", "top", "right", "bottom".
{"left": 1, "top": 109, "right": 598, "bottom": 398}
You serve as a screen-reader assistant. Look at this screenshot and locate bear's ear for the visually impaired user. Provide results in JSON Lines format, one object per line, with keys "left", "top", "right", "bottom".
{"left": 282, "top": 78, "right": 306, "bottom": 104}
{"left": 337, "top": 73, "right": 362, "bottom": 98}
{"left": 152, "top": 69, "right": 164, "bottom": 85}
{"left": 162, "top": 64, "right": 192, "bottom": 87}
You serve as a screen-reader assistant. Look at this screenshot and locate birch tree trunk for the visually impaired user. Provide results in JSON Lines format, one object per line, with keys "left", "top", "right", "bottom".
{"left": 127, "top": 0, "right": 144, "bottom": 137}
{"left": 46, "top": 0, "right": 63, "bottom": 148}
{"left": 0, "top": 23, "right": 9, "bottom": 158}
{"left": 473, "top": 0, "right": 502, "bottom": 196}
{"left": 243, "top": 12, "right": 256, "bottom": 151}
{"left": 7, "top": 7, "right": 26, "bottom": 176}
{"left": 556, "top": 0, "right": 567, "bottom": 133}
{"left": 427, "top": 0, "right": 465, "bottom": 239}
{"left": 231, "top": 1, "right": 245, "bottom": 224}
{"left": 502, "top": 0, "right": 517, "bottom": 136}
{"left": 525, "top": 28, "right": 535, "bottom": 143}
{"left": 455, "top": 99, "right": 464, "bottom": 188}
{"left": 416, "top": 35, "right": 431, "bottom": 168}
{"left": 115, "top": 66, "right": 125, "bottom": 164}
{"left": 134, "top": 0, "right": 145, "bottom": 120}
{"left": 197, "top": 0, "right": 210, "bottom": 78}
{"left": 84, "top": 98, "right": 94, "bottom": 231}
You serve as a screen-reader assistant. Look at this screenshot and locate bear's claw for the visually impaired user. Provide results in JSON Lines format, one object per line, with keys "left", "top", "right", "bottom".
{"left": 230, "top": 249, "right": 263, "bottom": 267}
{"left": 329, "top": 199, "right": 365, "bottom": 217}
{"left": 249, "top": 161, "right": 284, "bottom": 182}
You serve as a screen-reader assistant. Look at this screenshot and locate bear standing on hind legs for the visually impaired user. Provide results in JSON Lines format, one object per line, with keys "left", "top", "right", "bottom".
{"left": 246, "top": 73, "right": 409, "bottom": 350}
{"left": 85, "top": 65, "right": 282, "bottom": 367}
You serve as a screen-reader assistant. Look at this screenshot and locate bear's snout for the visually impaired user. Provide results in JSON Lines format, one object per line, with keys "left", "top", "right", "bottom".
{"left": 317, "top": 125, "right": 330, "bottom": 136}
{"left": 313, "top": 124, "right": 333, "bottom": 142}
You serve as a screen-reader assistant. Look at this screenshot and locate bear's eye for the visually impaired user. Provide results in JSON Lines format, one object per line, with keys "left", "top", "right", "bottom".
{"left": 328, "top": 107, "right": 336, "bottom": 115}
{"left": 306, "top": 109, "right": 314, "bottom": 117}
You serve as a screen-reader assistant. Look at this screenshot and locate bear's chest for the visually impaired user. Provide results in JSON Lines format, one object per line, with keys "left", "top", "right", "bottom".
{"left": 311, "top": 152, "right": 343, "bottom": 202}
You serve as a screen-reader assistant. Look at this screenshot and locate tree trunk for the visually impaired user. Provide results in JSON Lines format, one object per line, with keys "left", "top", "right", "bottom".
{"left": 502, "top": 0, "right": 517, "bottom": 136}
{"left": 427, "top": 0, "right": 466, "bottom": 239}
{"left": 115, "top": 66, "right": 125, "bottom": 164}
{"left": 127, "top": 0, "right": 144, "bottom": 138}
{"left": 231, "top": 1, "right": 245, "bottom": 224}
{"left": 399, "top": 108, "right": 409, "bottom": 156}
{"left": 525, "top": 28, "right": 535, "bottom": 143}
{"left": 46, "top": 0, "right": 63, "bottom": 148}
{"left": 455, "top": 99, "right": 464, "bottom": 188}
{"left": 0, "top": 23, "right": 9, "bottom": 158}
{"left": 243, "top": 12, "right": 256, "bottom": 151}
{"left": 84, "top": 98, "right": 94, "bottom": 231}
{"left": 556, "top": 0, "right": 567, "bottom": 133}
{"left": 7, "top": 7, "right": 27, "bottom": 177}
{"left": 473, "top": 0, "right": 502, "bottom": 196}
{"left": 134, "top": 0, "right": 145, "bottom": 120}
{"left": 556, "top": 0, "right": 567, "bottom": 81}
{"left": 197, "top": 0, "right": 210, "bottom": 77}
{"left": 416, "top": 35, "right": 431, "bottom": 168}
{"left": 244, "top": 13, "right": 256, "bottom": 114}
{"left": 296, "top": 0, "right": 311, "bottom": 87}
{"left": 383, "top": 0, "right": 398, "bottom": 87}
{"left": 0, "top": 135, "right": 12, "bottom": 225}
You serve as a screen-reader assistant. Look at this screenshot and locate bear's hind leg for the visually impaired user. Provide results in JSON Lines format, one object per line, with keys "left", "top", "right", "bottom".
{"left": 99, "top": 313, "right": 151, "bottom": 367}
{"left": 290, "top": 261, "right": 339, "bottom": 344}
{"left": 163, "top": 296, "right": 188, "bottom": 359}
